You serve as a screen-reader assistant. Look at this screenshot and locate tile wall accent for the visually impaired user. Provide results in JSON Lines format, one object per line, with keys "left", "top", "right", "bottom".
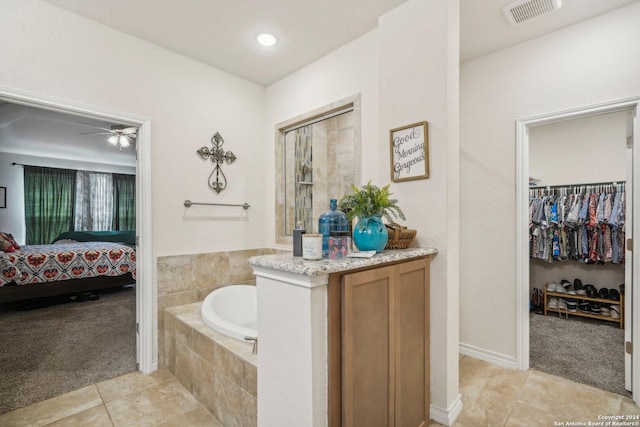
{"left": 156, "top": 248, "right": 276, "bottom": 367}
{"left": 281, "top": 112, "right": 356, "bottom": 237}
{"left": 276, "top": 94, "right": 362, "bottom": 246}
{"left": 165, "top": 303, "right": 257, "bottom": 427}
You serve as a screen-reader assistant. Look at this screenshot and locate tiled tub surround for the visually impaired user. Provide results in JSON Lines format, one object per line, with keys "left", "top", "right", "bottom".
{"left": 157, "top": 248, "right": 277, "bottom": 367}
{"left": 165, "top": 303, "right": 257, "bottom": 426}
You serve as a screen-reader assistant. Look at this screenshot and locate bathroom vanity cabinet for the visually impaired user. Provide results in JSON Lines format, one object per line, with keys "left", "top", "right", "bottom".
{"left": 248, "top": 248, "right": 435, "bottom": 427}
{"left": 328, "top": 257, "right": 430, "bottom": 427}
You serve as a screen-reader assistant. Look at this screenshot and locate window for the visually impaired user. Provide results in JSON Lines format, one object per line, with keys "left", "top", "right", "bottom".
{"left": 24, "top": 166, "right": 135, "bottom": 244}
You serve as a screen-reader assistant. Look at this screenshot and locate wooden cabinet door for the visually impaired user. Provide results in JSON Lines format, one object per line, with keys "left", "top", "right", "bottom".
{"left": 342, "top": 265, "right": 395, "bottom": 427}
{"left": 393, "top": 258, "right": 429, "bottom": 427}
{"left": 337, "top": 257, "right": 430, "bottom": 427}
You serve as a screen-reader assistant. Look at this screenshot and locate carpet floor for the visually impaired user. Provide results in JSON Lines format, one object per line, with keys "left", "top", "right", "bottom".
{"left": 530, "top": 312, "right": 628, "bottom": 397}
{"left": 0, "top": 286, "right": 137, "bottom": 414}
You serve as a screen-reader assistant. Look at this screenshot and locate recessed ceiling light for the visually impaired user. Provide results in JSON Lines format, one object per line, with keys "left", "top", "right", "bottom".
{"left": 256, "top": 33, "right": 277, "bottom": 47}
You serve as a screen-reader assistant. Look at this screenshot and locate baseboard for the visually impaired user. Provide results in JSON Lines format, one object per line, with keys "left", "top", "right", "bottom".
{"left": 430, "top": 393, "right": 463, "bottom": 426}
{"left": 459, "top": 342, "right": 518, "bottom": 370}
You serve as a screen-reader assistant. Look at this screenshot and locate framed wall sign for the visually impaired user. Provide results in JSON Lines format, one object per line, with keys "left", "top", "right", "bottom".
{"left": 0, "top": 187, "right": 5, "bottom": 208}
{"left": 389, "top": 121, "right": 429, "bottom": 182}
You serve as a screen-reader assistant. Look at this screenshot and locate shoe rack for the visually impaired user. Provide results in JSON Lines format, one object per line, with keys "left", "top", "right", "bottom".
{"left": 543, "top": 288, "right": 624, "bottom": 329}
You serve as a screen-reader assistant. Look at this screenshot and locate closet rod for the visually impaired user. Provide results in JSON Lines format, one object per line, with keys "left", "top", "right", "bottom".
{"left": 184, "top": 200, "right": 250, "bottom": 210}
{"left": 529, "top": 180, "right": 625, "bottom": 190}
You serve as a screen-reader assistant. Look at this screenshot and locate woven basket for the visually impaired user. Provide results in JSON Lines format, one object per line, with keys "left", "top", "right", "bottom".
{"left": 384, "top": 223, "right": 417, "bottom": 249}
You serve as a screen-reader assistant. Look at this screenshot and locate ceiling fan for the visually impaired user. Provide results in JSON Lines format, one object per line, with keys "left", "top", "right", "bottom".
{"left": 80, "top": 124, "right": 137, "bottom": 150}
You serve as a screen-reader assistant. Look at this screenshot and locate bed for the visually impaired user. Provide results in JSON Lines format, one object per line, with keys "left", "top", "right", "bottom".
{"left": 52, "top": 230, "right": 136, "bottom": 247}
{"left": 0, "top": 233, "right": 136, "bottom": 304}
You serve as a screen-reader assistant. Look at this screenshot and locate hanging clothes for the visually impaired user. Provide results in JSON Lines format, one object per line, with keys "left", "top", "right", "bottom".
{"left": 529, "top": 183, "right": 625, "bottom": 265}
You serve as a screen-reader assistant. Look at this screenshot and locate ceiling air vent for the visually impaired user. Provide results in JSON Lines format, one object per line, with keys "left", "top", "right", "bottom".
{"left": 501, "top": 0, "right": 562, "bottom": 26}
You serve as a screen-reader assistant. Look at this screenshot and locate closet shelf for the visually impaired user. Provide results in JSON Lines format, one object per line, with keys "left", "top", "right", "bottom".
{"left": 543, "top": 289, "right": 624, "bottom": 329}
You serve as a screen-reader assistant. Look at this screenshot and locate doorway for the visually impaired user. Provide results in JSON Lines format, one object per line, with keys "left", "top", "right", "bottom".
{"left": 516, "top": 97, "right": 640, "bottom": 404}
{"left": 0, "top": 87, "right": 153, "bottom": 371}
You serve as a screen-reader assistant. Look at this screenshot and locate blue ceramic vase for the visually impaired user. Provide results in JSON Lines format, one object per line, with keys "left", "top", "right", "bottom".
{"left": 353, "top": 216, "right": 388, "bottom": 252}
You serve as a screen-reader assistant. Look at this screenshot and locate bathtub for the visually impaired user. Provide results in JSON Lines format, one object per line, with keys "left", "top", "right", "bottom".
{"left": 201, "top": 284, "right": 257, "bottom": 341}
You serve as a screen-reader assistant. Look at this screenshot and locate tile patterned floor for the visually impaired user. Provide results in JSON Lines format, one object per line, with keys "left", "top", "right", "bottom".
{"left": 438, "top": 355, "right": 640, "bottom": 427}
{"left": 2, "top": 355, "right": 640, "bottom": 426}
{"left": 0, "top": 368, "right": 221, "bottom": 427}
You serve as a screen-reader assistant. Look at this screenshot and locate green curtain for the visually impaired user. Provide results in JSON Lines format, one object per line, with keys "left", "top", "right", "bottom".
{"left": 112, "top": 173, "right": 136, "bottom": 231}
{"left": 24, "top": 166, "right": 76, "bottom": 245}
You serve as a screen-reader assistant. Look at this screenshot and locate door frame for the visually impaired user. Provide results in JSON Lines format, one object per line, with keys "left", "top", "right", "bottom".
{"left": 0, "top": 84, "right": 155, "bottom": 373}
{"left": 515, "top": 96, "right": 640, "bottom": 402}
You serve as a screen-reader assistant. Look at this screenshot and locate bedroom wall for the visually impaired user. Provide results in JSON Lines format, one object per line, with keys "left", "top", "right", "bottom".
{"left": 459, "top": 1, "right": 640, "bottom": 363}
{"left": 0, "top": 0, "right": 267, "bottom": 257}
{"left": 0, "top": 151, "right": 135, "bottom": 245}
{"left": 266, "top": 0, "right": 460, "bottom": 417}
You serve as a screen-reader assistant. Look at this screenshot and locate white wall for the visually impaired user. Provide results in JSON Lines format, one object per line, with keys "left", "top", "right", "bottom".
{"left": 460, "top": 2, "right": 640, "bottom": 361}
{"left": 265, "top": 30, "right": 380, "bottom": 214}
{"left": 0, "top": 0, "right": 267, "bottom": 257}
{"left": 529, "top": 111, "right": 628, "bottom": 186}
{"left": 266, "top": 0, "right": 460, "bottom": 418}
{"left": 378, "top": 0, "right": 460, "bottom": 414}
{"left": 0, "top": 151, "right": 135, "bottom": 244}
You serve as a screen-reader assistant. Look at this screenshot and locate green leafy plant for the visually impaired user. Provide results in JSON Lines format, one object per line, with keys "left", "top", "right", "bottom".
{"left": 338, "top": 181, "right": 406, "bottom": 222}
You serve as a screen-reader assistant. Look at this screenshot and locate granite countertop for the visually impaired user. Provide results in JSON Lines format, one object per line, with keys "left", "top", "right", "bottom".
{"left": 248, "top": 247, "right": 437, "bottom": 277}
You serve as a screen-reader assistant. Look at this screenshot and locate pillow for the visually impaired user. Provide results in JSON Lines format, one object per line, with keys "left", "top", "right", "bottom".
{"left": 0, "top": 232, "right": 20, "bottom": 252}
{"left": 53, "top": 239, "right": 78, "bottom": 244}
{"left": 0, "top": 235, "right": 15, "bottom": 252}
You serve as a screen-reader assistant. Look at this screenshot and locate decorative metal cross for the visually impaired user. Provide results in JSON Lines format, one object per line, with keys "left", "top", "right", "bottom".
{"left": 197, "top": 132, "right": 237, "bottom": 193}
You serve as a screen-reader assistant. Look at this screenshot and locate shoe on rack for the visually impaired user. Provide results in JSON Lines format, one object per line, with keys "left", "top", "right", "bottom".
{"left": 565, "top": 299, "right": 578, "bottom": 312}
{"left": 609, "top": 289, "right": 620, "bottom": 301}
{"left": 547, "top": 297, "right": 559, "bottom": 310}
{"left": 546, "top": 282, "right": 557, "bottom": 292}
{"left": 576, "top": 289, "right": 587, "bottom": 296}
{"left": 610, "top": 305, "right": 620, "bottom": 319}
{"left": 584, "top": 285, "right": 597, "bottom": 298}
{"left": 598, "top": 288, "right": 609, "bottom": 299}
{"left": 561, "top": 280, "right": 574, "bottom": 292}
{"left": 579, "top": 302, "right": 591, "bottom": 313}
{"left": 590, "top": 302, "right": 602, "bottom": 315}
{"left": 574, "top": 278, "right": 583, "bottom": 290}
{"left": 601, "top": 306, "right": 611, "bottom": 317}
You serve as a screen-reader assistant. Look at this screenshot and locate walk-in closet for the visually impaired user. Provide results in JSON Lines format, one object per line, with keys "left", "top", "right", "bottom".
{"left": 528, "top": 110, "right": 632, "bottom": 395}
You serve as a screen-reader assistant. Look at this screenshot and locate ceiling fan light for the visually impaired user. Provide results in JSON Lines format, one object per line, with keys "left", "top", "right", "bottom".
{"left": 108, "top": 135, "right": 118, "bottom": 145}
{"left": 119, "top": 135, "right": 130, "bottom": 147}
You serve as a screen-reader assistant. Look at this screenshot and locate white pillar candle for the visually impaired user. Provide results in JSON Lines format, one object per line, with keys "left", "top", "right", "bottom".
{"left": 302, "top": 234, "right": 323, "bottom": 260}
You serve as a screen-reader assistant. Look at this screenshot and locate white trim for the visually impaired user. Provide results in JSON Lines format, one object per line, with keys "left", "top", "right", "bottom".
{"left": 632, "top": 105, "right": 639, "bottom": 401}
{"left": 459, "top": 342, "right": 518, "bottom": 369}
{"left": 251, "top": 265, "right": 329, "bottom": 289}
{"left": 136, "top": 116, "right": 155, "bottom": 373}
{"left": 516, "top": 96, "right": 640, "bottom": 404}
{"left": 515, "top": 117, "right": 530, "bottom": 371}
{"left": 430, "top": 393, "right": 462, "bottom": 426}
{"left": 0, "top": 84, "right": 155, "bottom": 373}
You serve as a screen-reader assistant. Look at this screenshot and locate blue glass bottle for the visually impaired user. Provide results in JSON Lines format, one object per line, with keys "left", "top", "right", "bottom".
{"left": 318, "top": 199, "right": 349, "bottom": 257}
